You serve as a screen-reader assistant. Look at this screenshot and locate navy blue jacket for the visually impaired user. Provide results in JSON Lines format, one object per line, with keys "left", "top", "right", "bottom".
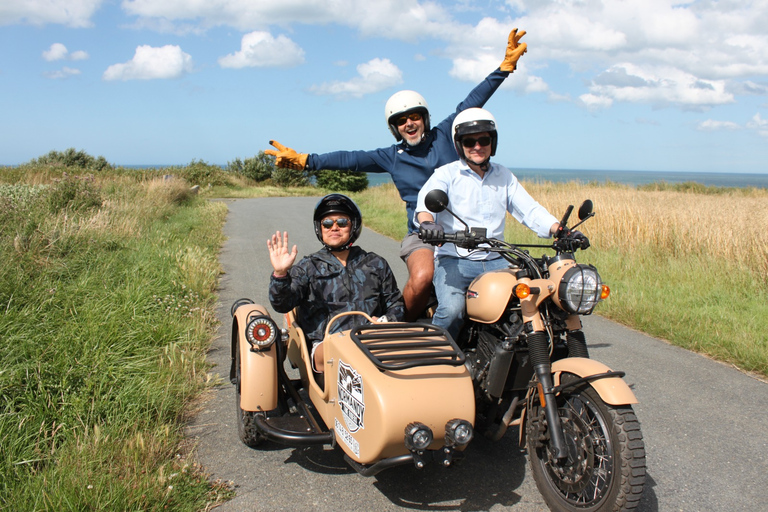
{"left": 306, "top": 68, "right": 510, "bottom": 233}
{"left": 269, "top": 246, "right": 404, "bottom": 345}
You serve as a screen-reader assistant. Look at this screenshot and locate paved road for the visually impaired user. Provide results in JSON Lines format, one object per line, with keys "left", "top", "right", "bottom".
{"left": 188, "top": 197, "right": 768, "bottom": 512}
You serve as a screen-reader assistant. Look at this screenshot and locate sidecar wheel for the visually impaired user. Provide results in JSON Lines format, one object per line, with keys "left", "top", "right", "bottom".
{"left": 526, "top": 373, "right": 646, "bottom": 511}
{"left": 235, "top": 335, "right": 265, "bottom": 447}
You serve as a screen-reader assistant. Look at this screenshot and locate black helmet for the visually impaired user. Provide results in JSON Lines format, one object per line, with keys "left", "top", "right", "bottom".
{"left": 313, "top": 193, "right": 362, "bottom": 251}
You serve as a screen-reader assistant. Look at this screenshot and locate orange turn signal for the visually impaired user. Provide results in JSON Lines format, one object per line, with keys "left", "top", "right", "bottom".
{"left": 514, "top": 283, "right": 531, "bottom": 299}
{"left": 601, "top": 285, "right": 611, "bottom": 300}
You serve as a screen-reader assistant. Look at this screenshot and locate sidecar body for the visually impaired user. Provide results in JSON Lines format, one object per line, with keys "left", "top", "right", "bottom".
{"left": 230, "top": 299, "right": 475, "bottom": 475}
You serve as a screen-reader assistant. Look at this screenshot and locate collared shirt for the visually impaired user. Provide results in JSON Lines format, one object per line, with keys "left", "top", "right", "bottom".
{"left": 415, "top": 160, "right": 558, "bottom": 260}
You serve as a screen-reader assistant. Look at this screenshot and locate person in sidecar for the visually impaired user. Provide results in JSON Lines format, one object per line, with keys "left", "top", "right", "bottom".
{"left": 268, "top": 193, "right": 405, "bottom": 374}
{"left": 265, "top": 28, "right": 529, "bottom": 322}
{"left": 415, "top": 107, "right": 588, "bottom": 339}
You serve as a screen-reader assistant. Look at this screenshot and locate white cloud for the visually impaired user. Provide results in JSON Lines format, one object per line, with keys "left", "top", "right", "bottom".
{"left": 310, "top": 58, "right": 403, "bottom": 98}
{"left": 103, "top": 45, "right": 193, "bottom": 81}
{"left": 43, "top": 67, "right": 82, "bottom": 79}
{"left": 697, "top": 119, "right": 741, "bottom": 131}
{"left": 43, "top": 43, "right": 89, "bottom": 61}
{"left": 0, "top": 0, "right": 103, "bottom": 27}
{"left": 746, "top": 113, "right": 768, "bottom": 137}
{"left": 584, "top": 63, "right": 735, "bottom": 109}
{"left": 121, "top": 0, "right": 454, "bottom": 39}
{"left": 218, "top": 32, "right": 304, "bottom": 69}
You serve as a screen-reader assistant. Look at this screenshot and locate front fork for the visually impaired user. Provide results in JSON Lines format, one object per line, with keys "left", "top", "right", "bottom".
{"left": 528, "top": 331, "right": 569, "bottom": 460}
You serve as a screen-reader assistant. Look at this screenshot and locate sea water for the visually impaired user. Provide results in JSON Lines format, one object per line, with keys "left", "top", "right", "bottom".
{"left": 366, "top": 168, "right": 768, "bottom": 189}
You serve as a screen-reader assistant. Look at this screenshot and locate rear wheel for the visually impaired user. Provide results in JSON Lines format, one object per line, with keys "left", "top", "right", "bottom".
{"left": 235, "top": 334, "right": 265, "bottom": 447}
{"left": 526, "top": 373, "right": 646, "bottom": 511}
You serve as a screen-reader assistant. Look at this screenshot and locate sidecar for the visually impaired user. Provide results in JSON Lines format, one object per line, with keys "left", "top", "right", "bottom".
{"left": 229, "top": 299, "right": 475, "bottom": 475}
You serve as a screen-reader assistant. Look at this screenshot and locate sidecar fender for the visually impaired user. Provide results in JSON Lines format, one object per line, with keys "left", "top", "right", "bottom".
{"left": 552, "top": 357, "right": 638, "bottom": 406}
{"left": 231, "top": 303, "right": 279, "bottom": 412}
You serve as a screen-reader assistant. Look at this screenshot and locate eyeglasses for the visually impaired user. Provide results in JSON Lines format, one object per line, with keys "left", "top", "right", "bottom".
{"left": 321, "top": 217, "right": 351, "bottom": 229}
{"left": 395, "top": 112, "right": 422, "bottom": 126}
{"left": 461, "top": 136, "right": 492, "bottom": 148}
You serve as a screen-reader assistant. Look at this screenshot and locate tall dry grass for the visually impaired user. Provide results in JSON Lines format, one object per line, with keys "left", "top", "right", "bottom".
{"left": 523, "top": 181, "right": 768, "bottom": 279}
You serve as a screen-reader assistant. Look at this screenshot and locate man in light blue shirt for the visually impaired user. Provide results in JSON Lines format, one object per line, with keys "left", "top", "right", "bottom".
{"left": 414, "top": 107, "right": 562, "bottom": 338}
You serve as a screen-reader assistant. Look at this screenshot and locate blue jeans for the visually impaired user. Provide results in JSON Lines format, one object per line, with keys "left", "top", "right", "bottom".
{"left": 432, "top": 256, "right": 509, "bottom": 339}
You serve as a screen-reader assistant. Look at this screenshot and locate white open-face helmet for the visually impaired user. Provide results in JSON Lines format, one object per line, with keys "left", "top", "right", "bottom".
{"left": 384, "top": 90, "right": 431, "bottom": 141}
{"left": 451, "top": 107, "right": 498, "bottom": 162}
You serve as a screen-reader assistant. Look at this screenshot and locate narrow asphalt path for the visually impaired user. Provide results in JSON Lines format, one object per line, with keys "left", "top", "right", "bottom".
{"left": 187, "top": 197, "right": 768, "bottom": 512}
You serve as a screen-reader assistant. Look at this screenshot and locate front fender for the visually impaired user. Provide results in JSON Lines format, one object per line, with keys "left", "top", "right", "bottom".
{"left": 518, "top": 357, "right": 638, "bottom": 447}
{"left": 552, "top": 357, "right": 638, "bottom": 405}
{"left": 231, "top": 303, "right": 279, "bottom": 412}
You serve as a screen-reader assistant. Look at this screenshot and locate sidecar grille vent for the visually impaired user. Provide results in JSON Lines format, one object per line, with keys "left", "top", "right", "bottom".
{"left": 350, "top": 323, "right": 465, "bottom": 371}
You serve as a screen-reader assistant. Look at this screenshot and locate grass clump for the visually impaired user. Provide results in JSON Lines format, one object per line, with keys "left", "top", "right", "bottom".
{"left": 0, "top": 172, "right": 231, "bottom": 510}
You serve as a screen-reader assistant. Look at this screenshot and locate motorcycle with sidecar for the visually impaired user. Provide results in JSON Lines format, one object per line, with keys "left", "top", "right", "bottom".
{"left": 230, "top": 191, "right": 646, "bottom": 511}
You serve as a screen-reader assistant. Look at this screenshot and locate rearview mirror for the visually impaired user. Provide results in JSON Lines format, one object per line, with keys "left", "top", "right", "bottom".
{"left": 578, "top": 200, "right": 593, "bottom": 220}
{"left": 425, "top": 189, "right": 449, "bottom": 213}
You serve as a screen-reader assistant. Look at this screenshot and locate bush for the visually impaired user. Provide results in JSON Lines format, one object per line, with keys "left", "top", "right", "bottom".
{"left": 226, "top": 152, "right": 274, "bottom": 182}
{"left": 46, "top": 173, "right": 102, "bottom": 213}
{"left": 272, "top": 167, "right": 311, "bottom": 188}
{"left": 315, "top": 169, "right": 368, "bottom": 192}
{"left": 177, "top": 159, "right": 229, "bottom": 186}
{"left": 30, "top": 148, "right": 112, "bottom": 172}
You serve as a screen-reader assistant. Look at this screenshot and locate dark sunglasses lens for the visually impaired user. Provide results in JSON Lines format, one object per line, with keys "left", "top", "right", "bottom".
{"left": 322, "top": 218, "right": 350, "bottom": 228}
{"left": 462, "top": 136, "right": 492, "bottom": 148}
{"left": 396, "top": 112, "right": 421, "bottom": 126}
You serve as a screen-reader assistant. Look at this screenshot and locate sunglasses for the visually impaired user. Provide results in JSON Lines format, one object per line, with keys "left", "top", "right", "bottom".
{"left": 321, "top": 217, "right": 351, "bottom": 229}
{"left": 461, "top": 136, "right": 492, "bottom": 148}
{"left": 395, "top": 112, "right": 422, "bottom": 126}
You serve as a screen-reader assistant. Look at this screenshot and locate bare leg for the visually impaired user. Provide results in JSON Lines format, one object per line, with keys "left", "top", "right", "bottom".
{"left": 403, "top": 248, "right": 435, "bottom": 322}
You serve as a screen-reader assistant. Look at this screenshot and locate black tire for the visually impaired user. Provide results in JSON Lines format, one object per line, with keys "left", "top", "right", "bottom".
{"left": 235, "top": 334, "right": 266, "bottom": 447}
{"left": 526, "top": 373, "right": 646, "bottom": 511}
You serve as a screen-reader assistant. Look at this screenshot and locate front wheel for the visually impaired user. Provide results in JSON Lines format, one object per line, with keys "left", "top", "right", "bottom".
{"left": 526, "top": 373, "right": 646, "bottom": 511}
{"left": 235, "top": 334, "right": 265, "bottom": 447}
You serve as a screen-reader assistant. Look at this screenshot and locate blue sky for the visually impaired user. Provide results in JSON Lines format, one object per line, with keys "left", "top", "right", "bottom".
{"left": 1, "top": 0, "right": 767, "bottom": 174}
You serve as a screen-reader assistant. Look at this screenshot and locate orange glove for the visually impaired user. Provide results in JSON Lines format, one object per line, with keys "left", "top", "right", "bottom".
{"left": 264, "top": 140, "right": 308, "bottom": 170}
{"left": 500, "top": 28, "right": 527, "bottom": 72}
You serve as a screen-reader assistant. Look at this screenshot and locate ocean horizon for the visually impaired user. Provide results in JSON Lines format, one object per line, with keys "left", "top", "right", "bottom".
{"left": 367, "top": 167, "right": 768, "bottom": 189}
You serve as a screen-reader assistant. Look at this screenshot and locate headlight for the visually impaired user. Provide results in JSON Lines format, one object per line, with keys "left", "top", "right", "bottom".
{"left": 404, "top": 422, "right": 434, "bottom": 451}
{"left": 245, "top": 315, "right": 279, "bottom": 350}
{"left": 558, "top": 264, "right": 603, "bottom": 314}
{"left": 445, "top": 419, "right": 473, "bottom": 447}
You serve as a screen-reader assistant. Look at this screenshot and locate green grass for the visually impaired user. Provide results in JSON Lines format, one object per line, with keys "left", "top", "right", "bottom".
{"left": 0, "top": 173, "right": 231, "bottom": 510}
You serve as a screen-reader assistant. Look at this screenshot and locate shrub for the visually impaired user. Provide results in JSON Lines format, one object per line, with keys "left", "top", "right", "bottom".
{"left": 46, "top": 173, "right": 102, "bottom": 213}
{"left": 177, "top": 159, "right": 229, "bottom": 186}
{"left": 272, "top": 167, "right": 311, "bottom": 188}
{"left": 30, "top": 148, "right": 113, "bottom": 172}
{"left": 315, "top": 169, "right": 368, "bottom": 192}
{"left": 226, "top": 152, "right": 274, "bottom": 182}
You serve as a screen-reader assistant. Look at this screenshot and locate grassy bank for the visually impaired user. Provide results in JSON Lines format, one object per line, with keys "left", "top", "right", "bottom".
{"left": 350, "top": 182, "right": 768, "bottom": 378}
{"left": 1, "top": 173, "right": 230, "bottom": 510}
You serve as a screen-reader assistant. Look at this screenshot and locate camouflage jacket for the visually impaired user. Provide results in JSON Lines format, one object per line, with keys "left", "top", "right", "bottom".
{"left": 269, "top": 246, "right": 405, "bottom": 345}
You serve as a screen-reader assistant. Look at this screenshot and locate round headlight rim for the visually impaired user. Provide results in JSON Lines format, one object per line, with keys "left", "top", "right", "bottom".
{"left": 558, "top": 264, "right": 603, "bottom": 315}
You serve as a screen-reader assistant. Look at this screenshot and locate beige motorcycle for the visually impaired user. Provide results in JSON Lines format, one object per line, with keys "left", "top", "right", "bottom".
{"left": 230, "top": 190, "right": 646, "bottom": 511}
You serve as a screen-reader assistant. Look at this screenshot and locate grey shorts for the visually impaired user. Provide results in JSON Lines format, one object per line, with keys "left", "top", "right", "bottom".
{"left": 399, "top": 231, "right": 434, "bottom": 262}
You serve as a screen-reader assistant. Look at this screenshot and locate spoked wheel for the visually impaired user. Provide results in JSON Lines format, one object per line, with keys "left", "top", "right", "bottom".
{"left": 526, "top": 373, "right": 646, "bottom": 511}
{"left": 235, "top": 334, "right": 265, "bottom": 447}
